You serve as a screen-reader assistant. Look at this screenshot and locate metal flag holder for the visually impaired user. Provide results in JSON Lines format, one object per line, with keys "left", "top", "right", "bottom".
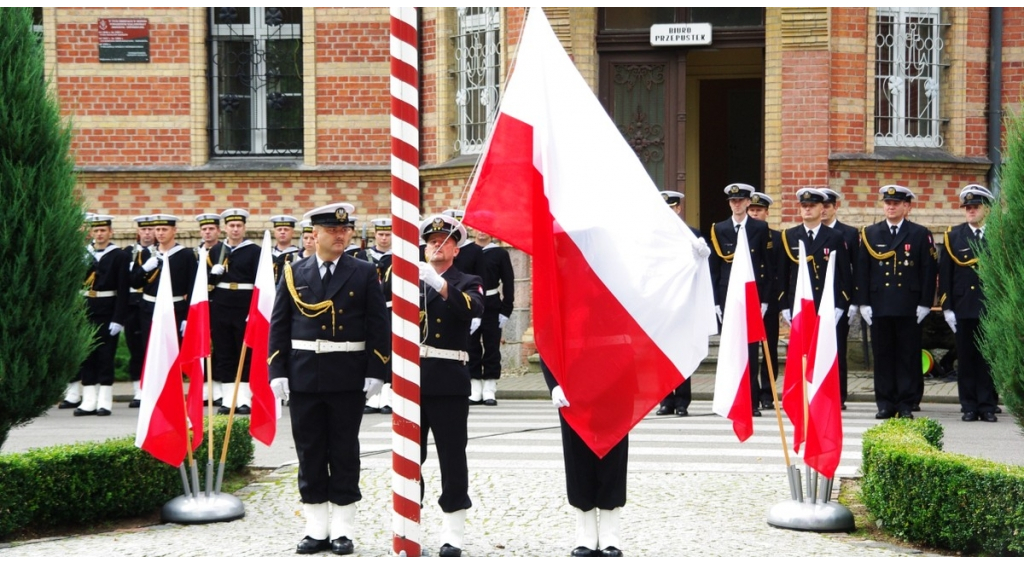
{"left": 162, "top": 357, "right": 245, "bottom": 524}
{"left": 766, "top": 464, "right": 854, "bottom": 532}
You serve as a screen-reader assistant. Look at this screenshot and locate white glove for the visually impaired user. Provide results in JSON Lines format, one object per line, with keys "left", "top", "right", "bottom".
{"left": 469, "top": 318, "right": 481, "bottom": 334}
{"left": 916, "top": 306, "right": 930, "bottom": 325}
{"left": 692, "top": 237, "right": 711, "bottom": 259}
{"left": 781, "top": 309, "right": 792, "bottom": 326}
{"left": 835, "top": 308, "right": 844, "bottom": 327}
{"left": 761, "top": 303, "right": 768, "bottom": 318}
{"left": 210, "top": 264, "right": 226, "bottom": 276}
{"left": 109, "top": 322, "right": 123, "bottom": 336}
{"left": 363, "top": 377, "right": 384, "bottom": 399}
{"left": 715, "top": 305, "right": 723, "bottom": 324}
{"left": 861, "top": 305, "right": 873, "bottom": 326}
{"left": 498, "top": 313, "right": 509, "bottom": 329}
{"left": 551, "top": 385, "right": 570, "bottom": 409}
{"left": 417, "top": 262, "right": 445, "bottom": 292}
{"left": 944, "top": 310, "right": 957, "bottom": 334}
{"left": 142, "top": 256, "right": 160, "bottom": 272}
{"left": 270, "top": 378, "right": 290, "bottom": 402}
{"left": 180, "top": 320, "right": 187, "bottom": 335}
{"left": 848, "top": 305, "right": 859, "bottom": 320}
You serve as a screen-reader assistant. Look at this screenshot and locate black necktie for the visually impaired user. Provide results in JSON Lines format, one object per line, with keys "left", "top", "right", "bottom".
{"left": 734, "top": 224, "right": 740, "bottom": 234}
{"left": 890, "top": 225, "right": 898, "bottom": 237}
{"left": 322, "top": 261, "right": 334, "bottom": 285}
{"left": 807, "top": 229, "right": 814, "bottom": 242}
{"left": 975, "top": 229, "right": 983, "bottom": 239}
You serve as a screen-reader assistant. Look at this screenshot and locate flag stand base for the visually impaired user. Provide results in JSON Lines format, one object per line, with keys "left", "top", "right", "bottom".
{"left": 766, "top": 499, "right": 855, "bottom": 532}
{"left": 161, "top": 493, "right": 245, "bottom": 524}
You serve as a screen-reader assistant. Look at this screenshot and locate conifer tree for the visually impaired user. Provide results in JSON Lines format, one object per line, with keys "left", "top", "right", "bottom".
{"left": 0, "top": 7, "right": 94, "bottom": 447}
{"left": 978, "top": 109, "right": 1024, "bottom": 431}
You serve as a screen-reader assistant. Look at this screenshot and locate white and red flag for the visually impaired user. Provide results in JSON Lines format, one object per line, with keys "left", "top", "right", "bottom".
{"left": 803, "top": 252, "right": 843, "bottom": 478}
{"left": 712, "top": 226, "right": 766, "bottom": 442}
{"left": 135, "top": 258, "right": 187, "bottom": 466}
{"left": 782, "top": 241, "right": 816, "bottom": 453}
{"left": 463, "top": 8, "right": 716, "bottom": 457}
{"left": 179, "top": 247, "right": 210, "bottom": 450}
{"left": 245, "top": 231, "right": 277, "bottom": 447}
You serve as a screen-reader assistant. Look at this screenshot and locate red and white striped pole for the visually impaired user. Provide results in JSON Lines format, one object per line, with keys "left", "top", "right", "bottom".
{"left": 389, "top": 7, "right": 422, "bottom": 557}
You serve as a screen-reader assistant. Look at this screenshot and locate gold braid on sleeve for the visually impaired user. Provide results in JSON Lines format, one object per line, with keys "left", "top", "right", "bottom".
{"left": 860, "top": 227, "right": 896, "bottom": 260}
{"left": 709, "top": 225, "right": 734, "bottom": 263}
{"left": 943, "top": 226, "right": 979, "bottom": 267}
{"left": 781, "top": 230, "right": 816, "bottom": 264}
{"left": 284, "top": 262, "right": 336, "bottom": 335}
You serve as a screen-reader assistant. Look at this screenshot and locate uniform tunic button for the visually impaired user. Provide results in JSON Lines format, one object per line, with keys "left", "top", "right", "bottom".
{"left": 338, "top": 309, "right": 343, "bottom": 314}
{"left": 349, "top": 291, "right": 355, "bottom": 297}
{"left": 338, "top": 325, "right": 343, "bottom": 330}
{"left": 970, "top": 285, "right": 976, "bottom": 290}
{"left": 435, "top": 333, "right": 441, "bottom": 338}
{"left": 885, "top": 283, "right": 890, "bottom": 287}
{"left": 436, "top": 318, "right": 442, "bottom": 323}
{"left": 885, "top": 272, "right": 889, "bottom": 276}
{"left": 321, "top": 325, "right": 327, "bottom": 330}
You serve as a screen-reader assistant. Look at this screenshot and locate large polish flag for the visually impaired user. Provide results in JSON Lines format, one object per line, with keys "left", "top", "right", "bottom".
{"left": 463, "top": 8, "right": 717, "bottom": 457}
{"left": 712, "top": 226, "right": 766, "bottom": 442}
{"left": 245, "top": 231, "right": 277, "bottom": 447}
{"left": 135, "top": 259, "right": 187, "bottom": 466}
{"left": 179, "top": 247, "right": 210, "bottom": 450}
{"left": 803, "top": 252, "right": 843, "bottom": 478}
{"left": 782, "top": 241, "right": 816, "bottom": 454}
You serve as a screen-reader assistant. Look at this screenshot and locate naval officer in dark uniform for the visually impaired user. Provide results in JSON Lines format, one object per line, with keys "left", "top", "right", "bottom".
{"left": 708, "top": 183, "right": 773, "bottom": 416}
{"left": 130, "top": 214, "right": 197, "bottom": 345}
{"left": 939, "top": 184, "right": 998, "bottom": 422}
{"left": 123, "top": 215, "right": 157, "bottom": 408}
{"left": 417, "top": 214, "right": 484, "bottom": 557}
{"left": 746, "top": 192, "right": 785, "bottom": 411}
{"left": 363, "top": 217, "right": 394, "bottom": 414}
{"left": 268, "top": 202, "right": 389, "bottom": 555}
{"left": 194, "top": 212, "right": 225, "bottom": 405}
{"left": 820, "top": 188, "right": 860, "bottom": 409}
{"left": 466, "top": 229, "right": 515, "bottom": 407}
{"left": 271, "top": 214, "right": 300, "bottom": 285}
{"left": 854, "top": 185, "right": 937, "bottom": 420}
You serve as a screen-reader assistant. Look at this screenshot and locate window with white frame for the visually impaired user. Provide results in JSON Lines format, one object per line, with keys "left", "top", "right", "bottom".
{"left": 453, "top": 7, "right": 500, "bottom": 156}
{"left": 209, "top": 7, "right": 303, "bottom": 156}
{"left": 875, "top": 7, "right": 945, "bottom": 148}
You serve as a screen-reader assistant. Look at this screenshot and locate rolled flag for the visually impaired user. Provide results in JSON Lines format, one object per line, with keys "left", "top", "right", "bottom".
{"left": 245, "top": 231, "right": 278, "bottom": 446}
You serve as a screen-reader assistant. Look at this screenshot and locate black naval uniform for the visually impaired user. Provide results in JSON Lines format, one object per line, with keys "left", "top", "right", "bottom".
{"left": 541, "top": 359, "right": 627, "bottom": 511}
{"left": 468, "top": 243, "right": 514, "bottom": 382}
{"left": 130, "top": 244, "right": 198, "bottom": 342}
{"left": 78, "top": 244, "right": 130, "bottom": 386}
{"left": 757, "top": 226, "right": 784, "bottom": 410}
{"left": 938, "top": 224, "right": 997, "bottom": 417}
{"left": 366, "top": 247, "right": 393, "bottom": 390}
{"left": 709, "top": 216, "right": 772, "bottom": 411}
{"left": 453, "top": 240, "right": 484, "bottom": 279}
{"left": 419, "top": 266, "right": 484, "bottom": 512}
{"left": 826, "top": 219, "right": 860, "bottom": 405}
{"left": 778, "top": 224, "right": 853, "bottom": 314}
{"left": 273, "top": 245, "right": 301, "bottom": 285}
{"left": 209, "top": 241, "right": 261, "bottom": 392}
{"left": 269, "top": 254, "right": 390, "bottom": 505}
{"left": 659, "top": 225, "right": 702, "bottom": 415}
{"left": 856, "top": 220, "right": 937, "bottom": 416}
{"left": 124, "top": 242, "right": 151, "bottom": 385}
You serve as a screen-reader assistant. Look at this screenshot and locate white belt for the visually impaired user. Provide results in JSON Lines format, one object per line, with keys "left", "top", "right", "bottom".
{"left": 216, "top": 282, "right": 255, "bottom": 290}
{"left": 420, "top": 345, "right": 469, "bottom": 363}
{"left": 80, "top": 290, "right": 116, "bottom": 298}
{"left": 485, "top": 288, "right": 499, "bottom": 297}
{"left": 143, "top": 294, "right": 186, "bottom": 303}
{"left": 129, "top": 288, "right": 143, "bottom": 294}
{"left": 292, "top": 339, "right": 366, "bottom": 353}
{"left": 385, "top": 301, "right": 393, "bottom": 308}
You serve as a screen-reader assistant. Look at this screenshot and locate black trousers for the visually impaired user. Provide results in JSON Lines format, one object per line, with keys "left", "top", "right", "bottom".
{"left": 421, "top": 395, "right": 472, "bottom": 513}
{"left": 212, "top": 304, "right": 252, "bottom": 384}
{"left": 468, "top": 308, "right": 502, "bottom": 380}
{"left": 835, "top": 311, "right": 851, "bottom": 403}
{"left": 955, "top": 317, "right": 998, "bottom": 414}
{"left": 289, "top": 390, "right": 366, "bottom": 505}
{"left": 758, "top": 306, "right": 780, "bottom": 407}
{"left": 78, "top": 319, "right": 119, "bottom": 386}
{"left": 659, "top": 379, "right": 691, "bottom": 411}
{"left": 125, "top": 301, "right": 146, "bottom": 382}
{"left": 870, "top": 316, "right": 921, "bottom": 413}
{"left": 559, "top": 413, "right": 627, "bottom": 511}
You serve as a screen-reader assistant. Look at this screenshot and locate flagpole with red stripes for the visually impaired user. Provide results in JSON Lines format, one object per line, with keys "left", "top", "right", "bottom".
{"left": 390, "top": 7, "right": 421, "bottom": 557}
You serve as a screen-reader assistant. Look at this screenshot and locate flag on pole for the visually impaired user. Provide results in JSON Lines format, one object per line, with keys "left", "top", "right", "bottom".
{"left": 712, "top": 226, "right": 765, "bottom": 442}
{"left": 134, "top": 260, "right": 187, "bottom": 466}
{"left": 244, "top": 231, "right": 277, "bottom": 446}
{"left": 782, "top": 240, "right": 816, "bottom": 453}
{"left": 462, "top": 8, "right": 717, "bottom": 458}
{"left": 179, "top": 247, "right": 211, "bottom": 450}
{"left": 803, "top": 252, "right": 843, "bottom": 478}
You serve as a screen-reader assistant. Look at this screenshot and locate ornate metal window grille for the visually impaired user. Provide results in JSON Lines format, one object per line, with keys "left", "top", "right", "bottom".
{"left": 875, "top": 7, "right": 946, "bottom": 148}
{"left": 453, "top": 7, "right": 500, "bottom": 156}
{"left": 208, "top": 7, "right": 303, "bottom": 157}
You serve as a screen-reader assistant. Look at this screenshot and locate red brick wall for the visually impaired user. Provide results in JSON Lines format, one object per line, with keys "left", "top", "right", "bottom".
{"left": 778, "top": 50, "right": 831, "bottom": 224}
{"left": 420, "top": 15, "right": 438, "bottom": 165}
{"left": 829, "top": 8, "right": 869, "bottom": 156}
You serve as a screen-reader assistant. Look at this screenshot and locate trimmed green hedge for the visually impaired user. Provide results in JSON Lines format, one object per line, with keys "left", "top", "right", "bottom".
{"left": 862, "top": 418, "right": 1024, "bottom": 555}
{"left": 0, "top": 416, "right": 253, "bottom": 540}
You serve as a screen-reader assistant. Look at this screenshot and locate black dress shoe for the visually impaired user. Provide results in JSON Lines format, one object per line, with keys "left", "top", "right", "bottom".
{"left": 58, "top": 399, "right": 81, "bottom": 409}
{"left": 981, "top": 412, "right": 998, "bottom": 423}
{"left": 898, "top": 411, "right": 914, "bottom": 419}
{"left": 73, "top": 407, "right": 96, "bottom": 416}
{"left": 469, "top": 399, "right": 483, "bottom": 406}
{"left": 655, "top": 406, "right": 674, "bottom": 416}
{"left": 761, "top": 400, "right": 774, "bottom": 410}
{"left": 752, "top": 408, "right": 762, "bottom": 417}
{"left": 875, "top": 409, "right": 894, "bottom": 420}
{"left": 363, "top": 405, "right": 380, "bottom": 414}
{"left": 96, "top": 408, "right": 112, "bottom": 417}
{"left": 995, "top": 406, "right": 1003, "bottom": 414}
{"left": 380, "top": 406, "right": 393, "bottom": 415}
{"left": 129, "top": 399, "right": 141, "bottom": 408}
{"left": 331, "top": 536, "right": 354, "bottom": 555}
{"left": 571, "top": 546, "right": 599, "bottom": 557}
{"left": 841, "top": 403, "right": 847, "bottom": 411}
{"left": 234, "top": 405, "right": 251, "bottom": 415}
{"left": 483, "top": 399, "right": 498, "bottom": 406}
{"left": 601, "top": 546, "right": 623, "bottom": 557}
{"left": 911, "top": 404, "right": 921, "bottom": 412}
{"left": 676, "top": 407, "right": 688, "bottom": 417}
{"left": 961, "top": 411, "right": 978, "bottom": 422}
{"left": 217, "top": 406, "right": 231, "bottom": 415}
{"left": 296, "top": 536, "right": 330, "bottom": 554}
{"left": 206, "top": 398, "right": 222, "bottom": 407}
{"left": 439, "top": 543, "right": 462, "bottom": 557}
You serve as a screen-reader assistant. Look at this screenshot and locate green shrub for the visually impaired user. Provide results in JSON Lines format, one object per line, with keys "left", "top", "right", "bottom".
{"left": 0, "top": 416, "right": 253, "bottom": 539}
{"left": 862, "top": 418, "right": 1024, "bottom": 555}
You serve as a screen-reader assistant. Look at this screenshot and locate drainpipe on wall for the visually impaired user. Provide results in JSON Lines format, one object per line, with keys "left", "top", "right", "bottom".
{"left": 988, "top": 8, "right": 1003, "bottom": 192}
